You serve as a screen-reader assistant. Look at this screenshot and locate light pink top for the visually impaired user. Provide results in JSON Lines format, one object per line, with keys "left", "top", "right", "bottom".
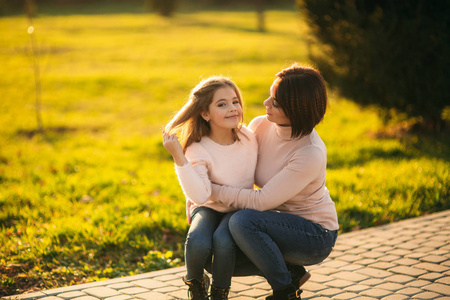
{"left": 211, "top": 116, "right": 339, "bottom": 231}
{"left": 175, "top": 126, "right": 258, "bottom": 224}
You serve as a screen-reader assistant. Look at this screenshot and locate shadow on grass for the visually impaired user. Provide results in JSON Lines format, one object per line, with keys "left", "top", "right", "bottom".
{"left": 328, "top": 130, "right": 450, "bottom": 170}
{"left": 17, "top": 125, "right": 104, "bottom": 140}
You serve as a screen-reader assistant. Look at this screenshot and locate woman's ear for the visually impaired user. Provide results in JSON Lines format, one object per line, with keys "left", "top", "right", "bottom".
{"left": 201, "top": 111, "right": 210, "bottom": 122}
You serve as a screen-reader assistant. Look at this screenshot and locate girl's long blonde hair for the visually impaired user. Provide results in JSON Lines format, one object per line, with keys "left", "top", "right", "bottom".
{"left": 165, "top": 76, "right": 244, "bottom": 152}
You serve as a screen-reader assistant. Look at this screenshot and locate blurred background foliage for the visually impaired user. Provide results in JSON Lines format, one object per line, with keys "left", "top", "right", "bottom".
{"left": 0, "top": 0, "right": 448, "bottom": 296}
{"left": 299, "top": 0, "right": 450, "bottom": 131}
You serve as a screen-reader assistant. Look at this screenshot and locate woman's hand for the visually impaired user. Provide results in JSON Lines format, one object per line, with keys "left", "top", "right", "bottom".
{"left": 162, "top": 131, "right": 188, "bottom": 166}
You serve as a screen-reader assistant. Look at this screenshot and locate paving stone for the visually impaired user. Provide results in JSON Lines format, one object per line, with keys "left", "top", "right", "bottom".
{"left": 374, "top": 246, "right": 396, "bottom": 252}
{"left": 134, "top": 291, "right": 173, "bottom": 300}
{"left": 70, "top": 297, "right": 98, "bottom": 300}
{"left": 396, "top": 287, "right": 423, "bottom": 296}
{"left": 436, "top": 276, "right": 450, "bottom": 285}
{"left": 356, "top": 267, "right": 394, "bottom": 278}
{"left": 310, "top": 273, "right": 335, "bottom": 283}
{"left": 343, "top": 284, "right": 371, "bottom": 293}
{"left": 406, "top": 252, "right": 429, "bottom": 259}
{"left": 388, "top": 266, "right": 428, "bottom": 277}
{"left": 163, "top": 279, "right": 185, "bottom": 287}
{"left": 369, "top": 262, "right": 397, "bottom": 270}
{"left": 229, "top": 282, "right": 252, "bottom": 292}
{"left": 415, "top": 262, "right": 449, "bottom": 273}
{"left": 166, "top": 289, "right": 189, "bottom": 300}
{"left": 394, "top": 258, "right": 420, "bottom": 266}
{"left": 302, "top": 281, "right": 328, "bottom": 292}
{"left": 321, "top": 260, "right": 350, "bottom": 268}
{"left": 337, "top": 254, "right": 362, "bottom": 263}
{"left": 104, "top": 295, "right": 133, "bottom": 300}
{"left": 356, "top": 258, "right": 378, "bottom": 266}
{"left": 422, "top": 283, "right": 450, "bottom": 295}
{"left": 377, "top": 282, "right": 405, "bottom": 291}
{"left": 323, "top": 279, "right": 354, "bottom": 289}
{"left": 317, "top": 287, "right": 343, "bottom": 297}
{"left": 390, "top": 249, "right": 413, "bottom": 256}
{"left": 330, "top": 271, "right": 369, "bottom": 282}
{"left": 105, "top": 283, "right": 135, "bottom": 290}
{"left": 131, "top": 279, "right": 169, "bottom": 289}
{"left": 312, "top": 267, "right": 339, "bottom": 275}
{"left": 82, "top": 287, "right": 121, "bottom": 298}
{"left": 412, "top": 291, "right": 442, "bottom": 299}
{"left": 252, "top": 282, "right": 271, "bottom": 290}
{"left": 406, "top": 280, "right": 435, "bottom": 288}
{"left": 232, "top": 276, "right": 265, "bottom": 285}
{"left": 384, "top": 274, "right": 415, "bottom": 284}
{"left": 378, "top": 255, "right": 402, "bottom": 262}
{"left": 57, "top": 292, "right": 86, "bottom": 299}
{"left": 36, "top": 297, "right": 64, "bottom": 300}
{"left": 339, "top": 264, "right": 365, "bottom": 272}
{"left": 419, "top": 272, "right": 445, "bottom": 281}
{"left": 360, "top": 288, "right": 392, "bottom": 298}
{"left": 331, "top": 292, "right": 360, "bottom": 299}
{"left": 239, "top": 288, "right": 269, "bottom": 298}
{"left": 421, "top": 240, "right": 449, "bottom": 249}
{"left": 396, "top": 242, "right": 422, "bottom": 251}
{"left": 153, "top": 286, "right": 179, "bottom": 293}
{"left": 346, "top": 248, "right": 368, "bottom": 255}
{"left": 382, "top": 294, "right": 409, "bottom": 300}
{"left": 152, "top": 274, "right": 180, "bottom": 282}
{"left": 419, "top": 255, "right": 449, "bottom": 264}
{"left": 361, "top": 251, "right": 388, "bottom": 259}
{"left": 360, "top": 243, "right": 384, "bottom": 250}
{"left": 359, "top": 278, "right": 385, "bottom": 287}
{"left": 117, "top": 287, "right": 149, "bottom": 295}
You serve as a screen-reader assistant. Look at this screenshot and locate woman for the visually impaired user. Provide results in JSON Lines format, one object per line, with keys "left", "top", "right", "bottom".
{"left": 210, "top": 63, "right": 339, "bottom": 300}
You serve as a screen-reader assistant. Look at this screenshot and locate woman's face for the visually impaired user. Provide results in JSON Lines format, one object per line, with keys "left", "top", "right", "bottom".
{"left": 264, "top": 79, "right": 290, "bottom": 126}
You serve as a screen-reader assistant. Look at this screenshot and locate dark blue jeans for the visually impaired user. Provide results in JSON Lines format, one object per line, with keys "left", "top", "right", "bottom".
{"left": 185, "top": 207, "right": 236, "bottom": 288}
{"left": 227, "top": 209, "right": 338, "bottom": 290}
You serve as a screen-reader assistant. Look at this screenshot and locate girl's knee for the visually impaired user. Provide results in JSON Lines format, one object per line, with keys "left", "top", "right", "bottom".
{"left": 213, "top": 229, "right": 235, "bottom": 250}
{"left": 185, "top": 231, "right": 212, "bottom": 254}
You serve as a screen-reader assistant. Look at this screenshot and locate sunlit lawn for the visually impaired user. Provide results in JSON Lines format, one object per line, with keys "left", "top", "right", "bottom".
{"left": 0, "top": 2, "right": 448, "bottom": 296}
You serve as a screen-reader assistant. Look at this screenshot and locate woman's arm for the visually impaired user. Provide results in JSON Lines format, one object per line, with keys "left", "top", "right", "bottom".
{"left": 211, "top": 146, "right": 323, "bottom": 210}
{"left": 163, "top": 132, "right": 211, "bottom": 204}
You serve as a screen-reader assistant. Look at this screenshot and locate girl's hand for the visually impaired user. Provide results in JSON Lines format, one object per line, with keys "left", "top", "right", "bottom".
{"left": 162, "top": 131, "right": 188, "bottom": 166}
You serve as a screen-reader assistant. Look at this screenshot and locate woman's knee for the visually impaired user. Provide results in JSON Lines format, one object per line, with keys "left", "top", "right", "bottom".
{"left": 229, "top": 209, "right": 259, "bottom": 235}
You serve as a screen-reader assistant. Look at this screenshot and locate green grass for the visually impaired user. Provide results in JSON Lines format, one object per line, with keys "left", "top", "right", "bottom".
{"left": 1, "top": 2, "right": 449, "bottom": 296}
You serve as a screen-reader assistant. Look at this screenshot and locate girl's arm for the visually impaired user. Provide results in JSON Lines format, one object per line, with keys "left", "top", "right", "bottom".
{"left": 163, "top": 131, "right": 211, "bottom": 204}
{"left": 210, "top": 146, "right": 323, "bottom": 210}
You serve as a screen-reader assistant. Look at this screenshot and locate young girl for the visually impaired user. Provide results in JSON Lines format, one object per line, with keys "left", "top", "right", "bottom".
{"left": 162, "top": 76, "right": 257, "bottom": 300}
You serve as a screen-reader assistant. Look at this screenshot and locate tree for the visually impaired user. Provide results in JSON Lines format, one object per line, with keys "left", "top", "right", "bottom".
{"left": 299, "top": 0, "right": 450, "bottom": 130}
{"left": 145, "top": 0, "right": 178, "bottom": 17}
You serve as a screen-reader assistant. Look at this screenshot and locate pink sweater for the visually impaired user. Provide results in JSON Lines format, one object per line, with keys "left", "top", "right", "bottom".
{"left": 175, "top": 126, "right": 258, "bottom": 223}
{"left": 211, "top": 116, "right": 339, "bottom": 231}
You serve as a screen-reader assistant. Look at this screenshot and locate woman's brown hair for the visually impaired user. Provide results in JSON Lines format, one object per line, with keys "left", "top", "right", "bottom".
{"left": 275, "top": 63, "right": 328, "bottom": 139}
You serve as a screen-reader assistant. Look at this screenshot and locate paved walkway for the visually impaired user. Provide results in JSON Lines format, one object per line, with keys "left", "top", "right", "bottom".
{"left": 4, "top": 210, "right": 450, "bottom": 300}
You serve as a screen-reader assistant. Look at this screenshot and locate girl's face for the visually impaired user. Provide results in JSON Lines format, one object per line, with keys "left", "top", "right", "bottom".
{"left": 264, "top": 79, "right": 290, "bottom": 126}
{"left": 202, "top": 86, "right": 243, "bottom": 132}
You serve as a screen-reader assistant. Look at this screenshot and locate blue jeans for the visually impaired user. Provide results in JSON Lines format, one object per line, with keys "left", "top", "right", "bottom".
{"left": 227, "top": 209, "right": 338, "bottom": 290}
{"left": 185, "top": 207, "right": 236, "bottom": 288}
